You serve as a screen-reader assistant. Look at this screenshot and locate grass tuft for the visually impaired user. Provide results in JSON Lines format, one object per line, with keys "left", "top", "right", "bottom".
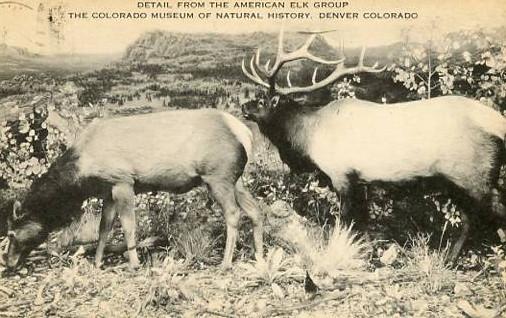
{"left": 404, "top": 233, "right": 455, "bottom": 293}
{"left": 313, "top": 220, "right": 370, "bottom": 274}
{"left": 138, "top": 255, "right": 196, "bottom": 314}
{"left": 174, "top": 227, "right": 221, "bottom": 266}
{"left": 239, "top": 247, "right": 300, "bottom": 285}
{"left": 278, "top": 218, "right": 370, "bottom": 276}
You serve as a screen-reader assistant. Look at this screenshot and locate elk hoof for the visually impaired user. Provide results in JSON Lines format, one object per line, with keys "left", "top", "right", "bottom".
{"left": 129, "top": 261, "right": 141, "bottom": 271}
{"left": 220, "top": 262, "right": 233, "bottom": 272}
{"left": 95, "top": 260, "right": 104, "bottom": 269}
{"left": 254, "top": 252, "right": 264, "bottom": 263}
{"left": 447, "top": 252, "right": 461, "bottom": 267}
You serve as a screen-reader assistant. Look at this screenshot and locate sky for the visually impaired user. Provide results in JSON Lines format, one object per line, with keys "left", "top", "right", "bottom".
{"left": 0, "top": 0, "right": 505, "bottom": 55}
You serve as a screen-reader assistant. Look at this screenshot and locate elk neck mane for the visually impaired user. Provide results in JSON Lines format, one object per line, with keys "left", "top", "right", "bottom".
{"left": 22, "top": 148, "right": 94, "bottom": 229}
{"left": 258, "top": 100, "right": 323, "bottom": 172}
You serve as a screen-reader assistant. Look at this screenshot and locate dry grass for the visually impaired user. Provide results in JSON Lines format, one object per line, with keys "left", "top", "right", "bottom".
{"left": 309, "top": 220, "right": 370, "bottom": 276}
{"left": 137, "top": 255, "right": 198, "bottom": 315}
{"left": 174, "top": 227, "right": 222, "bottom": 266}
{"left": 1, "top": 245, "right": 505, "bottom": 318}
{"left": 57, "top": 211, "right": 101, "bottom": 248}
{"left": 277, "top": 218, "right": 370, "bottom": 276}
{"left": 403, "top": 233, "right": 455, "bottom": 293}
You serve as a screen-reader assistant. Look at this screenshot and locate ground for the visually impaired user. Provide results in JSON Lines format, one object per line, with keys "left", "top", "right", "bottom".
{"left": 0, "top": 242, "right": 505, "bottom": 317}
{"left": 1, "top": 194, "right": 506, "bottom": 318}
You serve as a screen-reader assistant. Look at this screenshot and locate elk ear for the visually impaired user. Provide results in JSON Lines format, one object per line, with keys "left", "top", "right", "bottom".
{"left": 12, "top": 201, "right": 22, "bottom": 221}
{"left": 270, "top": 95, "right": 281, "bottom": 108}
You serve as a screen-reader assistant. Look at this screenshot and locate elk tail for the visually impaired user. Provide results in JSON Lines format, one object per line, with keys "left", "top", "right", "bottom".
{"left": 221, "top": 112, "right": 254, "bottom": 165}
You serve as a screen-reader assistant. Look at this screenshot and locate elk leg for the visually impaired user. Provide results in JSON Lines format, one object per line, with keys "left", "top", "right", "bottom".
{"left": 490, "top": 188, "right": 506, "bottom": 242}
{"left": 350, "top": 184, "right": 369, "bottom": 231}
{"left": 95, "top": 196, "right": 117, "bottom": 268}
{"left": 491, "top": 188, "right": 506, "bottom": 218}
{"left": 113, "top": 183, "right": 140, "bottom": 269}
{"left": 334, "top": 175, "right": 368, "bottom": 231}
{"left": 339, "top": 187, "right": 354, "bottom": 225}
{"left": 332, "top": 176, "right": 352, "bottom": 222}
{"left": 234, "top": 179, "right": 264, "bottom": 261}
{"left": 206, "top": 180, "right": 241, "bottom": 269}
{"left": 449, "top": 210, "right": 470, "bottom": 263}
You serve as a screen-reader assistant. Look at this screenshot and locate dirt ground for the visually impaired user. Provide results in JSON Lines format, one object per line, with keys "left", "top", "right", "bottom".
{"left": 0, "top": 242, "right": 505, "bottom": 318}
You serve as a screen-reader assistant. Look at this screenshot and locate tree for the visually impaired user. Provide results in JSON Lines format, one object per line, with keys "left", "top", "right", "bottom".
{"left": 391, "top": 22, "right": 456, "bottom": 99}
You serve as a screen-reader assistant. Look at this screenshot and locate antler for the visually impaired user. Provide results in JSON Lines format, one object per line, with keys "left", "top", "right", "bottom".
{"left": 242, "top": 30, "right": 386, "bottom": 95}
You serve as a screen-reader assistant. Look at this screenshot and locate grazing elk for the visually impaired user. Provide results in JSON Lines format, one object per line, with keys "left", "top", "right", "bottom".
{"left": 3, "top": 109, "right": 263, "bottom": 270}
{"left": 241, "top": 30, "right": 506, "bottom": 261}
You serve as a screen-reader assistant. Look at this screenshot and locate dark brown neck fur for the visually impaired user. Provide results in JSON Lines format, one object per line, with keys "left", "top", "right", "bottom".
{"left": 23, "top": 149, "right": 95, "bottom": 230}
{"left": 257, "top": 104, "right": 321, "bottom": 173}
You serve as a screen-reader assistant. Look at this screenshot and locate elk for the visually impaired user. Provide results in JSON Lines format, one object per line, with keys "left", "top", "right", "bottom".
{"left": 241, "top": 30, "right": 506, "bottom": 261}
{"left": 3, "top": 109, "right": 264, "bottom": 270}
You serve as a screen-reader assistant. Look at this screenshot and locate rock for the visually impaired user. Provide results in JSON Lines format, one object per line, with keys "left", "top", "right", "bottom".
{"left": 182, "top": 310, "right": 198, "bottom": 318}
{"left": 497, "top": 228, "right": 506, "bottom": 242}
{"left": 271, "top": 282, "right": 285, "bottom": 299}
{"left": 454, "top": 282, "right": 473, "bottom": 297}
{"left": 207, "top": 300, "right": 223, "bottom": 312}
{"left": 380, "top": 244, "right": 399, "bottom": 266}
{"left": 457, "top": 299, "right": 499, "bottom": 318}
{"left": 270, "top": 200, "right": 292, "bottom": 218}
{"left": 214, "top": 278, "right": 230, "bottom": 291}
{"left": 254, "top": 299, "right": 267, "bottom": 311}
{"left": 411, "top": 298, "right": 429, "bottom": 312}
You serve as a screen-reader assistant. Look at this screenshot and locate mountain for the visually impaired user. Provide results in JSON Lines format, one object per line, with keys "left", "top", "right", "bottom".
{"left": 123, "top": 31, "right": 403, "bottom": 63}
{"left": 0, "top": 44, "right": 119, "bottom": 80}
{"left": 0, "top": 43, "right": 39, "bottom": 59}
{"left": 124, "top": 31, "right": 276, "bottom": 62}
{"left": 121, "top": 30, "right": 402, "bottom": 82}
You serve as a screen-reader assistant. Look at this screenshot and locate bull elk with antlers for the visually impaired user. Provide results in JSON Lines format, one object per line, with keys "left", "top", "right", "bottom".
{"left": 241, "top": 30, "right": 506, "bottom": 261}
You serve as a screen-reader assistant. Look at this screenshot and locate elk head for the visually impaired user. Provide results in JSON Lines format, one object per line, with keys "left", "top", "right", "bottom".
{"left": 241, "top": 30, "right": 385, "bottom": 120}
{"left": 3, "top": 201, "right": 46, "bottom": 271}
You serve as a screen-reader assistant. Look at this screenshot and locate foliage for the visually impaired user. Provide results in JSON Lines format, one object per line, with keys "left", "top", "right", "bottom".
{"left": 133, "top": 63, "right": 164, "bottom": 80}
{"left": 391, "top": 37, "right": 454, "bottom": 99}
{"left": 239, "top": 247, "right": 299, "bottom": 285}
{"left": 135, "top": 192, "right": 173, "bottom": 239}
{"left": 330, "top": 75, "right": 361, "bottom": 100}
{"left": 486, "top": 245, "right": 506, "bottom": 298}
{"left": 139, "top": 255, "right": 197, "bottom": 313}
{"left": 392, "top": 28, "right": 506, "bottom": 110}
{"left": 247, "top": 165, "right": 340, "bottom": 227}
{"left": 68, "top": 68, "right": 132, "bottom": 107}
{"left": 0, "top": 107, "right": 65, "bottom": 189}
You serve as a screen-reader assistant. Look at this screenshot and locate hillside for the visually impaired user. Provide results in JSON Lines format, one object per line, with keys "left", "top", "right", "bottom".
{"left": 0, "top": 44, "right": 118, "bottom": 80}
{"left": 0, "top": 43, "right": 39, "bottom": 59}
{"left": 122, "top": 31, "right": 401, "bottom": 81}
